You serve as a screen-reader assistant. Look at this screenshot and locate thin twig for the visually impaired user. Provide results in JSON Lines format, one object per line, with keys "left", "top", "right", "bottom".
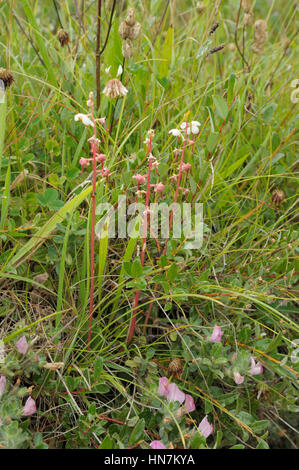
{"left": 234, "top": 0, "right": 250, "bottom": 70}
{"left": 96, "top": 0, "right": 102, "bottom": 110}
{"left": 12, "top": 12, "right": 46, "bottom": 67}
{"left": 52, "top": 0, "right": 63, "bottom": 30}
{"left": 99, "top": 0, "right": 117, "bottom": 55}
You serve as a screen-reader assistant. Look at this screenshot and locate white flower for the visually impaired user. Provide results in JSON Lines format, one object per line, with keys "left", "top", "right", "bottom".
{"left": 117, "top": 65, "right": 123, "bottom": 77}
{"left": 105, "top": 66, "right": 111, "bottom": 75}
{"left": 169, "top": 129, "right": 182, "bottom": 137}
{"left": 74, "top": 113, "right": 94, "bottom": 127}
{"left": 180, "top": 121, "right": 201, "bottom": 135}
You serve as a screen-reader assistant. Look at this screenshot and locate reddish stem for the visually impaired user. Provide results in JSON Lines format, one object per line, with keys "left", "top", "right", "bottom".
{"left": 126, "top": 138, "right": 152, "bottom": 345}
{"left": 88, "top": 99, "right": 98, "bottom": 349}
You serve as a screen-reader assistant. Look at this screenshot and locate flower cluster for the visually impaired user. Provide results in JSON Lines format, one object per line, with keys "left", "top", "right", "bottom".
{"left": 103, "top": 65, "right": 128, "bottom": 99}
{"left": 157, "top": 377, "right": 213, "bottom": 440}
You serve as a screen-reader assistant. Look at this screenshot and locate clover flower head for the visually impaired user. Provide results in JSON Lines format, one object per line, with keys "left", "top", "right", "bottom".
{"left": 103, "top": 78, "right": 128, "bottom": 99}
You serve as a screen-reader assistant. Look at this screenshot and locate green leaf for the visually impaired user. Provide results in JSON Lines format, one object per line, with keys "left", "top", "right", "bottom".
{"left": 129, "top": 418, "right": 145, "bottom": 444}
{"left": 94, "top": 357, "right": 103, "bottom": 381}
{"left": 132, "top": 258, "right": 143, "bottom": 278}
{"left": 213, "top": 95, "right": 229, "bottom": 120}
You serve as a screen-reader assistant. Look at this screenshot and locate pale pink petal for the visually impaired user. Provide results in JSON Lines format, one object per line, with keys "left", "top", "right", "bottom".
{"left": 0, "top": 376, "right": 6, "bottom": 396}
{"left": 23, "top": 396, "right": 36, "bottom": 416}
{"left": 16, "top": 336, "right": 29, "bottom": 355}
{"left": 184, "top": 394, "right": 196, "bottom": 413}
{"left": 249, "top": 356, "right": 263, "bottom": 375}
{"left": 150, "top": 440, "right": 166, "bottom": 449}
{"left": 198, "top": 415, "right": 213, "bottom": 438}
{"left": 158, "top": 377, "right": 169, "bottom": 397}
{"left": 209, "top": 324, "right": 224, "bottom": 343}
{"left": 166, "top": 383, "right": 185, "bottom": 404}
{"left": 233, "top": 372, "right": 245, "bottom": 385}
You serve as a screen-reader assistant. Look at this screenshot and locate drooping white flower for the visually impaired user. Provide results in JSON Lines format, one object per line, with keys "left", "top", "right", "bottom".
{"left": 74, "top": 113, "right": 94, "bottom": 127}
{"left": 169, "top": 128, "right": 182, "bottom": 137}
{"left": 180, "top": 121, "right": 201, "bottom": 135}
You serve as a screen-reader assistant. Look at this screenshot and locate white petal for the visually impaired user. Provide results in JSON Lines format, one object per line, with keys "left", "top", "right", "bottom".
{"left": 191, "top": 120, "right": 201, "bottom": 127}
{"left": 169, "top": 129, "right": 181, "bottom": 136}
{"left": 117, "top": 65, "right": 123, "bottom": 77}
{"left": 180, "top": 122, "right": 187, "bottom": 130}
{"left": 105, "top": 66, "right": 111, "bottom": 75}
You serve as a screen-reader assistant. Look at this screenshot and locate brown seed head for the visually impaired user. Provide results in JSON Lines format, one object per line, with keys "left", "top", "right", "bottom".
{"left": 122, "top": 39, "right": 134, "bottom": 59}
{"left": 58, "top": 29, "right": 69, "bottom": 47}
{"left": 168, "top": 358, "right": 183, "bottom": 377}
{"left": 271, "top": 189, "right": 285, "bottom": 207}
{"left": 0, "top": 68, "right": 14, "bottom": 89}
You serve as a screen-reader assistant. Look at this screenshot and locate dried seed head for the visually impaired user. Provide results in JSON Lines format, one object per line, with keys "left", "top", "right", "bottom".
{"left": 57, "top": 29, "right": 69, "bottom": 47}
{"left": 243, "top": 12, "right": 254, "bottom": 27}
{"left": 103, "top": 78, "right": 128, "bottom": 99}
{"left": 119, "top": 20, "right": 130, "bottom": 40}
{"left": 272, "top": 189, "right": 285, "bottom": 207}
{"left": 119, "top": 8, "right": 141, "bottom": 40}
{"left": 122, "top": 39, "right": 134, "bottom": 58}
{"left": 126, "top": 8, "right": 136, "bottom": 27}
{"left": 0, "top": 68, "right": 14, "bottom": 89}
{"left": 252, "top": 20, "right": 268, "bottom": 55}
{"left": 128, "top": 22, "right": 141, "bottom": 40}
{"left": 242, "top": 0, "right": 251, "bottom": 13}
{"left": 207, "top": 43, "right": 225, "bottom": 56}
{"left": 196, "top": 1, "right": 205, "bottom": 14}
{"left": 209, "top": 22, "right": 219, "bottom": 36}
{"left": 168, "top": 358, "right": 183, "bottom": 378}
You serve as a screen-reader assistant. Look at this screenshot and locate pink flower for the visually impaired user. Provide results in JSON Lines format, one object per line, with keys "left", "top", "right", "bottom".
{"left": 133, "top": 174, "right": 146, "bottom": 184}
{"left": 23, "top": 397, "right": 36, "bottom": 416}
{"left": 150, "top": 440, "right": 166, "bottom": 449}
{"left": 79, "top": 157, "right": 91, "bottom": 169}
{"left": 0, "top": 376, "right": 6, "bottom": 396}
{"left": 209, "top": 324, "right": 224, "bottom": 343}
{"left": 166, "top": 383, "right": 185, "bottom": 404}
{"left": 184, "top": 394, "right": 196, "bottom": 413}
{"left": 95, "top": 153, "right": 106, "bottom": 163}
{"left": 198, "top": 415, "right": 213, "bottom": 438}
{"left": 249, "top": 356, "right": 263, "bottom": 375}
{"left": 158, "top": 377, "right": 169, "bottom": 397}
{"left": 233, "top": 372, "right": 245, "bottom": 385}
{"left": 16, "top": 336, "right": 29, "bottom": 354}
{"left": 158, "top": 377, "right": 185, "bottom": 404}
{"left": 181, "top": 163, "right": 192, "bottom": 173}
{"left": 154, "top": 183, "right": 165, "bottom": 194}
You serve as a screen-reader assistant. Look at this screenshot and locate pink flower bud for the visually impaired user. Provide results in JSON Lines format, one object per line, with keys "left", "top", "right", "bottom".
{"left": 0, "top": 376, "right": 6, "bottom": 396}
{"left": 209, "top": 324, "right": 224, "bottom": 343}
{"left": 23, "top": 396, "right": 37, "bottom": 416}
{"left": 198, "top": 416, "right": 213, "bottom": 438}
{"left": 233, "top": 372, "right": 245, "bottom": 385}
{"left": 150, "top": 440, "right": 166, "bottom": 449}
{"left": 16, "top": 336, "right": 29, "bottom": 355}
